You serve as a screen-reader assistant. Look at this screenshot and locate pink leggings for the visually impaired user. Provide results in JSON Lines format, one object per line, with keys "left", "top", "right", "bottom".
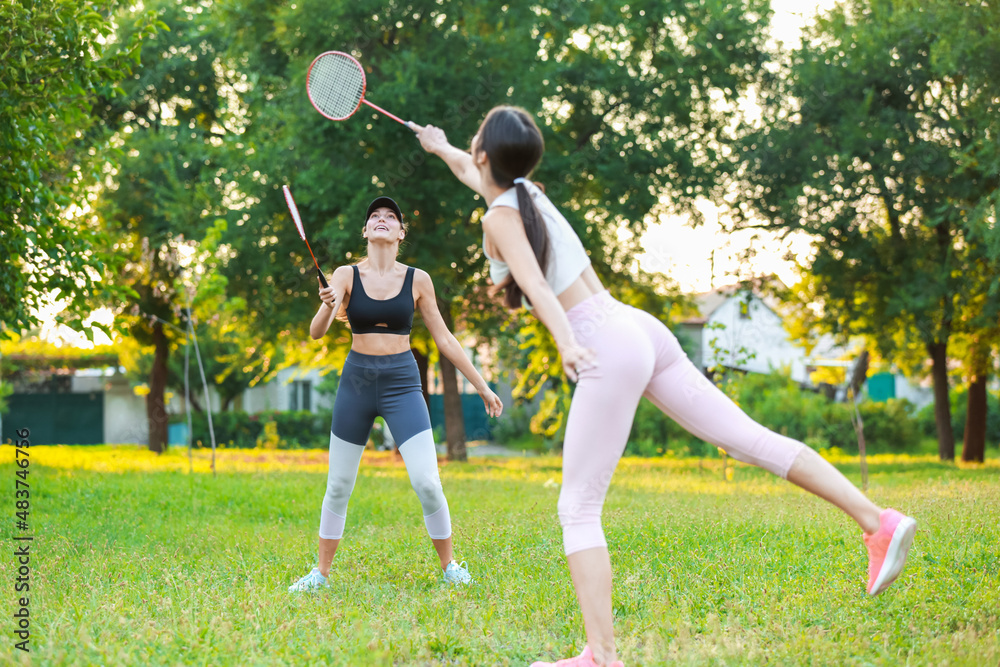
{"left": 558, "top": 291, "right": 806, "bottom": 555}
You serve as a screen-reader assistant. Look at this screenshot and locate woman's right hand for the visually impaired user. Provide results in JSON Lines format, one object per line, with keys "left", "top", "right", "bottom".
{"left": 319, "top": 278, "right": 336, "bottom": 310}
{"left": 409, "top": 122, "right": 450, "bottom": 155}
{"left": 558, "top": 341, "right": 598, "bottom": 383}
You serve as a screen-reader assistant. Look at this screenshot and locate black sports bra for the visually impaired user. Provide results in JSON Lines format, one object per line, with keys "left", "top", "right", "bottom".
{"left": 346, "top": 265, "right": 415, "bottom": 335}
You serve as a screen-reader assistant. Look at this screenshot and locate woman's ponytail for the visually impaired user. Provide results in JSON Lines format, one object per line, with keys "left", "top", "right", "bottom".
{"left": 476, "top": 106, "right": 549, "bottom": 310}
{"left": 493, "top": 181, "right": 550, "bottom": 309}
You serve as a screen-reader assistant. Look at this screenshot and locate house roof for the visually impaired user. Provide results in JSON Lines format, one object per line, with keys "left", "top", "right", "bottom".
{"left": 680, "top": 279, "right": 787, "bottom": 325}
{"left": 681, "top": 286, "right": 741, "bottom": 325}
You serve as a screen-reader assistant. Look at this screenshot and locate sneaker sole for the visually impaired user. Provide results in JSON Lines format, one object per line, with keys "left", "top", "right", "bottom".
{"left": 869, "top": 516, "right": 917, "bottom": 596}
{"left": 288, "top": 585, "right": 327, "bottom": 592}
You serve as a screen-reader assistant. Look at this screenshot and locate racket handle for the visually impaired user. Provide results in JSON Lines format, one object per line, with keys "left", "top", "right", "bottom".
{"left": 317, "top": 269, "right": 329, "bottom": 288}
{"left": 362, "top": 99, "right": 411, "bottom": 128}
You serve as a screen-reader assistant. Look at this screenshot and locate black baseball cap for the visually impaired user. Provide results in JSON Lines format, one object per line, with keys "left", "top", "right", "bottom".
{"left": 365, "top": 196, "right": 403, "bottom": 223}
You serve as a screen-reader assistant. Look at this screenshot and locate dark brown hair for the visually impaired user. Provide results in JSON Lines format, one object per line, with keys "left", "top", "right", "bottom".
{"left": 475, "top": 106, "right": 549, "bottom": 309}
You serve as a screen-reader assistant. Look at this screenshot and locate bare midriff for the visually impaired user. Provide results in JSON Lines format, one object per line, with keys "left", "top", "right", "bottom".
{"left": 556, "top": 265, "right": 606, "bottom": 312}
{"left": 350, "top": 331, "right": 412, "bottom": 355}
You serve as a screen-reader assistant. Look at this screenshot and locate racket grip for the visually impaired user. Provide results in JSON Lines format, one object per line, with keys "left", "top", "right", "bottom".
{"left": 317, "top": 269, "right": 329, "bottom": 288}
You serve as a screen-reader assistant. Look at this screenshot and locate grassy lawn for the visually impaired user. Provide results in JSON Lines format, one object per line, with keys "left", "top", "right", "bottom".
{"left": 1, "top": 445, "right": 998, "bottom": 666}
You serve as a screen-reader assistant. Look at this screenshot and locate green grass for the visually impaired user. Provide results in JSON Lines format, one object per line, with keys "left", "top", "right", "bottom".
{"left": 1, "top": 446, "right": 998, "bottom": 666}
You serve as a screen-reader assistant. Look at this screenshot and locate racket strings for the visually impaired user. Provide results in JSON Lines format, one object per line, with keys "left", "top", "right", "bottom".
{"left": 308, "top": 55, "right": 365, "bottom": 119}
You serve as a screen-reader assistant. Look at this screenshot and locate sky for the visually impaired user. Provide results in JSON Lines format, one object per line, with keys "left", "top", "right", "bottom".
{"left": 639, "top": 0, "right": 838, "bottom": 293}
{"left": 39, "top": 0, "right": 838, "bottom": 347}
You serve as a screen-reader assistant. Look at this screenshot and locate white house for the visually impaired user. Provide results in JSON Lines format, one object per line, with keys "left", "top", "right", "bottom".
{"left": 238, "top": 366, "right": 330, "bottom": 414}
{"left": 675, "top": 283, "right": 934, "bottom": 409}
{"left": 676, "top": 284, "right": 843, "bottom": 384}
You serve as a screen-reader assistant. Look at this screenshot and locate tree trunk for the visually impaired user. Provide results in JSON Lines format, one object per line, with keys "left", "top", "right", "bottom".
{"left": 147, "top": 320, "right": 169, "bottom": 453}
{"left": 928, "top": 340, "right": 954, "bottom": 461}
{"left": 187, "top": 392, "right": 205, "bottom": 413}
{"left": 962, "top": 343, "right": 988, "bottom": 463}
{"left": 411, "top": 346, "right": 430, "bottom": 410}
{"left": 436, "top": 298, "right": 467, "bottom": 462}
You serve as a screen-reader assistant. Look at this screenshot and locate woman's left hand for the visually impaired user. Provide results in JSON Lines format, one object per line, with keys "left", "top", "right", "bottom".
{"left": 478, "top": 386, "right": 504, "bottom": 418}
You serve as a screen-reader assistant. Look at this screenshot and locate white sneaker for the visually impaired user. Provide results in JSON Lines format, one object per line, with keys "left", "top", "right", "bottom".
{"left": 288, "top": 567, "right": 329, "bottom": 592}
{"left": 443, "top": 560, "right": 473, "bottom": 585}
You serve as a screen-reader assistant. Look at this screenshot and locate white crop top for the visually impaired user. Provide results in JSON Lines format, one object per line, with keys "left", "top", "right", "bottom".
{"left": 483, "top": 181, "right": 591, "bottom": 308}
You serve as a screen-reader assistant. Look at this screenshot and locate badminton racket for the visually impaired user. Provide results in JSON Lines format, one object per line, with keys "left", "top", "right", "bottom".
{"left": 306, "top": 51, "right": 414, "bottom": 129}
{"left": 282, "top": 185, "right": 329, "bottom": 288}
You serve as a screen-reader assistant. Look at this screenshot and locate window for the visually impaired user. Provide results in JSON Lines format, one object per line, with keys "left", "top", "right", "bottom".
{"left": 289, "top": 380, "right": 312, "bottom": 412}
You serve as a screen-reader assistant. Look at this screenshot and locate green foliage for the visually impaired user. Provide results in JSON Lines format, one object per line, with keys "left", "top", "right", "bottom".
{"left": 0, "top": 0, "right": 160, "bottom": 336}
{"left": 190, "top": 410, "right": 262, "bottom": 449}
{"left": 625, "top": 399, "right": 718, "bottom": 458}
{"left": 0, "top": 337, "right": 119, "bottom": 374}
{"left": 0, "top": 381, "right": 11, "bottom": 415}
{"left": 727, "top": 372, "right": 853, "bottom": 451}
{"left": 855, "top": 399, "right": 923, "bottom": 454}
{"left": 314, "top": 371, "right": 340, "bottom": 401}
{"left": 916, "top": 387, "right": 1000, "bottom": 446}
{"left": 705, "top": 317, "right": 758, "bottom": 376}
{"left": 733, "top": 0, "right": 1000, "bottom": 459}
{"left": 96, "top": 0, "right": 240, "bottom": 338}
{"left": 92, "top": 0, "right": 265, "bottom": 449}
{"left": 737, "top": 0, "right": 998, "bottom": 350}
{"left": 369, "top": 417, "right": 393, "bottom": 451}
{"left": 190, "top": 410, "right": 332, "bottom": 450}
{"left": 490, "top": 402, "right": 549, "bottom": 452}
{"left": 7, "top": 448, "right": 999, "bottom": 664}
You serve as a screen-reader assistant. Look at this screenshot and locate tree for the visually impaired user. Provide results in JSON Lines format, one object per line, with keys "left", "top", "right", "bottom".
{"left": 924, "top": 0, "right": 1000, "bottom": 463}
{"left": 0, "top": 0, "right": 158, "bottom": 337}
{"left": 222, "top": 0, "right": 773, "bottom": 458}
{"left": 94, "top": 0, "right": 240, "bottom": 452}
{"left": 115, "top": 221, "right": 277, "bottom": 417}
{"left": 734, "top": 0, "right": 1000, "bottom": 460}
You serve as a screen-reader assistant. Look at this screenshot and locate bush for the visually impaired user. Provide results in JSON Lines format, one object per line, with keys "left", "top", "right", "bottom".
{"left": 191, "top": 410, "right": 332, "bottom": 449}
{"left": 0, "top": 380, "right": 12, "bottom": 415}
{"left": 190, "top": 411, "right": 262, "bottom": 449}
{"left": 854, "top": 399, "right": 922, "bottom": 453}
{"left": 491, "top": 403, "right": 535, "bottom": 445}
{"left": 625, "top": 399, "right": 716, "bottom": 457}
{"left": 269, "top": 410, "right": 332, "bottom": 449}
{"left": 728, "top": 372, "right": 849, "bottom": 448}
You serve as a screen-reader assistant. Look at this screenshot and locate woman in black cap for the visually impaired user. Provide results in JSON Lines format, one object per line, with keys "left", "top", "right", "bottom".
{"left": 289, "top": 196, "right": 503, "bottom": 591}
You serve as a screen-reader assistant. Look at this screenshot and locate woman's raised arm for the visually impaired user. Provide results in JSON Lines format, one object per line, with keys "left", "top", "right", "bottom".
{"left": 409, "top": 122, "right": 485, "bottom": 197}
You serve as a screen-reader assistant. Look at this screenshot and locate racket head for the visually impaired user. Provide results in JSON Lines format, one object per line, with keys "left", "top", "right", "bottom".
{"left": 282, "top": 185, "right": 307, "bottom": 240}
{"left": 306, "top": 51, "right": 366, "bottom": 121}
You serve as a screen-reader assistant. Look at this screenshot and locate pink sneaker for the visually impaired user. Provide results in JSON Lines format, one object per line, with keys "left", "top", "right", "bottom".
{"left": 530, "top": 645, "right": 624, "bottom": 667}
{"left": 863, "top": 508, "right": 917, "bottom": 596}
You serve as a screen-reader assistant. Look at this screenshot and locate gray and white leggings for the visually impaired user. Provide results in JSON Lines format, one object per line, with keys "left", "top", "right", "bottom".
{"left": 318, "top": 350, "right": 451, "bottom": 541}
